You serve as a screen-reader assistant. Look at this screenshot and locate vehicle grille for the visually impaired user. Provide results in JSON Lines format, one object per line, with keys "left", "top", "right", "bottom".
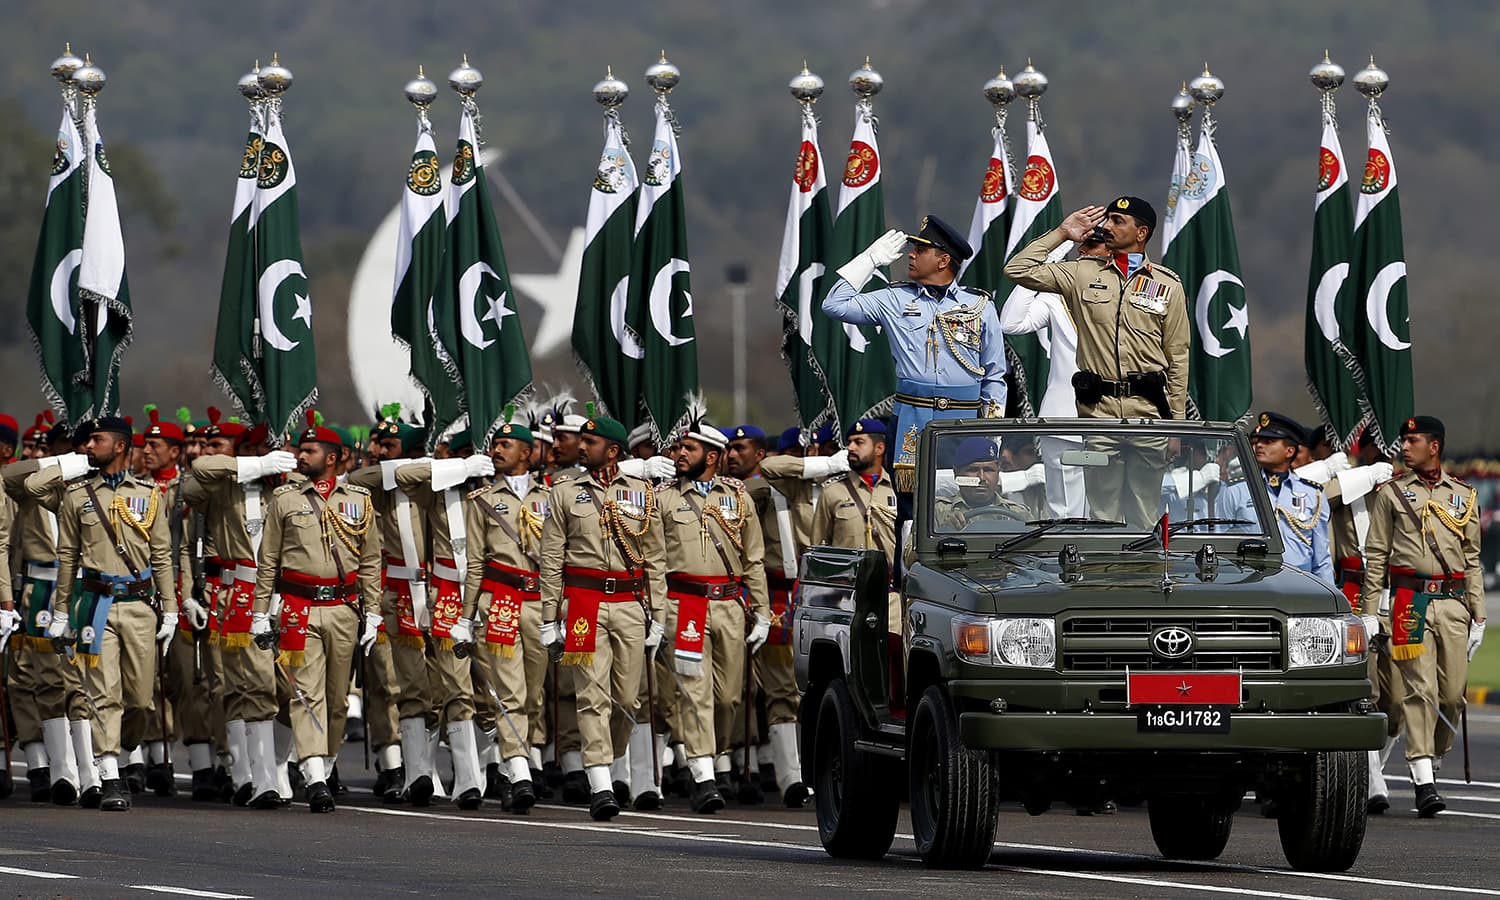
{"left": 1059, "top": 615, "right": 1282, "bottom": 672}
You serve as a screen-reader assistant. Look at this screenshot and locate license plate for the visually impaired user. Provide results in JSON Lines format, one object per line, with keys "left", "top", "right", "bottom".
{"left": 1138, "top": 705, "right": 1232, "bottom": 734}
{"left": 1126, "top": 671, "right": 1241, "bottom": 706}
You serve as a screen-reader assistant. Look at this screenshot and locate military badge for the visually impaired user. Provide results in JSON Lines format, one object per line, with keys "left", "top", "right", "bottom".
{"left": 594, "top": 146, "right": 632, "bottom": 193}
{"left": 257, "top": 141, "right": 289, "bottom": 189}
{"left": 842, "top": 140, "right": 878, "bottom": 188}
{"left": 980, "top": 156, "right": 1007, "bottom": 204}
{"left": 1316, "top": 146, "right": 1340, "bottom": 192}
{"left": 718, "top": 495, "right": 739, "bottom": 519}
{"left": 238, "top": 135, "right": 263, "bottom": 180}
{"left": 1018, "top": 154, "right": 1055, "bottom": 202}
{"left": 94, "top": 141, "right": 111, "bottom": 176}
{"left": 794, "top": 141, "right": 819, "bottom": 193}
{"left": 1361, "top": 148, "right": 1390, "bottom": 194}
{"left": 645, "top": 138, "right": 672, "bottom": 187}
{"left": 451, "top": 139, "right": 476, "bottom": 185}
{"left": 51, "top": 130, "right": 72, "bottom": 176}
{"left": 126, "top": 496, "right": 149, "bottom": 522}
{"left": 574, "top": 491, "right": 592, "bottom": 504}
{"left": 408, "top": 148, "right": 442, "bottom": 196}
{"left": 35, "top": 610, "right": 51, "bottom": 629}
{"left": 337, "top": 500, "right": 364, "bottom": 525}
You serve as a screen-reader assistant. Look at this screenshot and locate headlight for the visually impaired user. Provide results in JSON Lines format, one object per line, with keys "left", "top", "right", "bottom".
{"left": 1287, "top": 614, "right": 1367, "bottom": 668}
{"left": 953, "top": 615, "right": 1055, "bottom": 668}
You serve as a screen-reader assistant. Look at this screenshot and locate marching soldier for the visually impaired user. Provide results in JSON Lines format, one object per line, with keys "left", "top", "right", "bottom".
{"left": 823, "top": 215, "right": 1006, "bottom": 492}
{"left": 811, "top": 420, "right": 900, "bottom": 638}
{"left": 250, "top": 412, "right": 381, "bottom": 813}
{"left": 1004, "top": 198, "right": 1190, "bottom": 527}
{"left": 539, "top": 415, "right": 667, "bottom": 821}
{"left": 1218, "top": 413, "right": 1332, "bottom": 583}
{"left": 41, "top": 416, "right": 178, "bottom": 812}
{"left": 1362, "top": 416, "right": 1485, "bottom": 817}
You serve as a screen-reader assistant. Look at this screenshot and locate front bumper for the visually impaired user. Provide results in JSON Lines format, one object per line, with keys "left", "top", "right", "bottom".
{"left": 958, "top": 710, "right": 1387, "bottom": 751}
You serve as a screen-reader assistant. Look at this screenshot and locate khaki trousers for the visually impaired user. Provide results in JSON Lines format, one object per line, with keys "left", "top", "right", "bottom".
{"left": 286, "top": 604, "right": 358, "bottom": 760}
{"left": 570, "top": 600, "right": 646, "bottom": 768}
{"left": 165, "top": 628, "right": 223, "bottom": 746}
{"left": 1081, "top": 432, "right": 1170, "bottom": 529}
{"left": 1394, "top": 597, "right": 1471, "bottom": 760}
{"left": 221, "top": 641, "right": 279, "bottom": 723}
{"left": 668, "top": 596, "right": 746, "bottom": 759}
{"left": 363, "top": 635, "right": 400, "bottom": 749}
{"left": 476, "top": 599, "right": 546, "bottom": 760}
{"left": 83, "top": 601, "right": 158, "bottom": 756}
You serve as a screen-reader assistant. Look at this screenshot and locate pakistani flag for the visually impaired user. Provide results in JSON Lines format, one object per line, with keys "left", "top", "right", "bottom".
{"left": 25, "top": 104, "right": 87, "bottom": 421}
{"left": 998, "top": 118, "right": 1063, "bottom": 416}
{"left": 629, "top": 99, "right": 697, "bottom": 442}
{"left": 432, "top": 100, "right": 531, "bottom": 448}
{"left": 1303, "top": 113, "right": 1371, "bottom": 447}
{"left": 211, "top": 105, "right": 264, "bottom": 420}
{"left": 773, "top": 104, "right": 834, "bottom": 431}
{"left": 76, "top": 101, "right": 132, "bottom": 418}
{"left": 391, "top": 121, "right": 462, "bottom": 432}
{"left": 1161, "top": 122, "right": 1252, "bottom": 421}
{"left": 573, "top": 111, "right": 643, "bottom": 427}
{"left": 821, "top": 104, "right": 895, "bottom": 434}
{"left": 251, "top": 100, "right": 318, "bottom": 437}
{"left": 1347, "top": 106, "right": 1412, "bottom": 452}
{"left": 959, "top": 122, "right": 1029, "bottom": 414}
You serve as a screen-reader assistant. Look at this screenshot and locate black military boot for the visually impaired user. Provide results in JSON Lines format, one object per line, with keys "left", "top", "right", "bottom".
{"left": 328, "top": 764, "right": 347, "bottom": 796}
{"left": 191, "top": 768, "right": 218, "bottom": 801}
{"left": 306, "top": 781, "right": 335, "bottom": 813}
{"left": 372, "top": 766, "right": 390, "bottom": 798}
{"left": 124, "top": 762, "right": 147, "bottom": 794}
{"left": 287, "top": 761, "right": 305, "bottom": 796}
{"left": 485, "top": 763, "right": 508, "bottom": 802}
{"left": 1416, "top": 783, "right": 1446, "bottom": 818}
{"left": 735, "top": 768, "right": 764, "bottom": 805}
{"left": 406, "top": 774, "right": 434, "bottom": 807}
{"left": 79, "top": 784, "right": 103, "bottom": 809}
{"left": 147, "top": 762, "right": 176, "bottom": 797}
{"left": 632, "top": 788, "right": 661, "bottom": 812}
{"left": 233, "top": 782, "right": 255, "bottom": 807}
{"left": 28, "top": 767, "right": 51, "bottom": 802}
{"left": 251, "top": 787, "right": 282, "bottom": 810}
{"left": 214, "top": 764, "right": 235, "bottom": 802}
{"left": 509, "top": 778, "right": 536, "bottom": 813}
{"left": 562, "top": 769, "right": 589, "bottom": 804}
{"left": 381, "top": 766, "right": 406, "bottom": 804}
{"left": 589, "top": 789, "right": 620, "bottom": 821}
{"left": 613, "top": 778, "right": 632, "bottom": 808}
{"left": 51, "top": 776, "right": 78, "bottom": 806}
{"left": 691, "top": 779, "right": 725, "bottom": 814}
{"left": 99, "top": 778, "right": 131, "bottom": 811}
{"left": 530, "top": 767, "right": 553, "bottom": 800}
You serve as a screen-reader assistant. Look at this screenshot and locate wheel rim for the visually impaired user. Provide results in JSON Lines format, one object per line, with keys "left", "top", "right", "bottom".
{"left": 910, "top": 705, "right": 941, "bottom": 846}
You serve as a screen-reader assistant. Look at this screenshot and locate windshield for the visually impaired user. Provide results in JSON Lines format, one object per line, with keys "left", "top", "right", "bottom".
{"left": 927, "top": 422, "right": 1269, "bottom": 539}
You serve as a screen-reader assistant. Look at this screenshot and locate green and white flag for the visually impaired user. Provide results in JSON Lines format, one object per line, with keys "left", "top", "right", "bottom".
{"left": 1303, "top": 112, "right": 1371, "bottom": 447}
{"left": 1347, "top": 103, "right": 1412, "bottom": 452}
{"left": 999, "top": 117, "right": 1063, "bottom": 415}
{"left": 251, "top": 98, "right": 318, "bottom": 437}
{"left": 773, "top": 102, "right": 834, "bottom": 431}
{"left": 821, "top": 102, "right": 895, "bottom": 434}
{"left": 573, "top": 109, "right": 643, "bottom": 427}
{"left": 630, "top": 97, "right": 698, "bottom": 442}
{"left": 1162, "top": 120, "right": 1252, "bottom": 421}
{"left": 432, "top": 98, "right": 532, "bottom": 449}
{"left": 76, "top": 101, "right": 132, "bottom": 418}
{"left": 391, "top": 119, "right": 461, "bottom": 431}
{"left": 211, "top": 103, "right": 264, "bottom": 421}
{"left": 959, "top": 119, "right": 1027, "bottom": 413}
{"left": 25, "top": 104, "right": 87, "bottom": 422}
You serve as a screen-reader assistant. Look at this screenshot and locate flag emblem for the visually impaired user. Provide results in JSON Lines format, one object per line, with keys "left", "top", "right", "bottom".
{"left": 451, "top": 140, "right": 475, "bottom": 185}
{"left": 51, "top": 133, "right": 72, "bottom": 175}
{"left": 1361, "top": 148, "right": 1390, "bottom": 193}
{"left": 980, "top": 157, "right": 1007, "bottom": 203}
{"left": 239, "top": 136, "right": 262, "bottom": 178}
{"left": 593, "top": 147, "right": 630, "bottom": 193}
{"left": 842, "top": 140, "right": 877, "bottom": 188}
{"left": 407, "top": 149, "right": 441, "bottom": 196}
{"left": 1317, "top": 147, "right": 1340, "bottom": 191}
{"left": 1183, "top": 153, "right": 1216, "bottom": 200}
{"left": 1017, "top": 154, "right": 1055, "bottom": 202}
{"left": 644, "top": 138, "right": 672, "bottom": 187}
{"left": 794, "top": 141, "right": 819, "bottom": 192}
{"left": 94, "top": 143, "right": 112, "bottom": 175}
{"left": 257, "top": 142, "right": 288, "bottom": 189}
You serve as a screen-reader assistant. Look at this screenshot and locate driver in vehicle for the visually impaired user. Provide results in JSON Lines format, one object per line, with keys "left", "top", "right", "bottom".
{"left": 934, "top": 437, "right": 1030, "bottom": 532}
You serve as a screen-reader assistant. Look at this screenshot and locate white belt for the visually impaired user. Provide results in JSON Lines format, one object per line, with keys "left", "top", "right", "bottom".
{"left": 244, "top": 483, "right": 264, "bottom": 557}
{"left": 386, "top": 564, "right": 421, "bottom": 581}
{"left": 444, "top": 487, "right": 468, "bottom": 577}
{"left": 25, "top": 562, "right": 58, "bottom": 582}
{"left": 770, "top": 486, "right": 798, "bottom": 581}
{"left": 227, "top": 564, "right": 257, "bottom": 584}
{"left": 430, "top": 561, "right": 463, "bottom": 582}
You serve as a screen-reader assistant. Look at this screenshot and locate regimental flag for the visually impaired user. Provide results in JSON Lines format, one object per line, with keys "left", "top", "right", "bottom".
{"left": 211, "top": 103, "right": 264, "bottom": 421}
{"left": 573, "top": 109, "right": 643, "bottom": 427}
{"left": 1161, "top": 121, "right": 1252, "bottom": 421}
{"left": 1303, "top": 113, "right": 1371, "bottom": 448}
{"left": 959, "top": 120, "right": 1027, "bottom": 413}
{"left": 432, "top": 98, "right": 532, "bottom": 449}
{"left": 250, "top": 98, "right": 318, "bottom": 437}
{"left": 821, "top": 103, "right": 895, "bottom": 435}
{"left": 1347, "top": 104, "right": 1412, "bottom": 453}
{"left": 773, "top": 103, "right": 834, "bottom": 431}
{"left": 999, "top": 118, "right": 1063, "bottom": 416}
{"left": 629, "top": 98, "right": 698, "bottom": 442}
{"left": 391, "top": 120, "right": 461, "bottom": 432}
{"left": 76, "top": 100, "right": 132, "bottom": 418}
{"left": 25, "top": 104, "right": 87, "bottom": 422}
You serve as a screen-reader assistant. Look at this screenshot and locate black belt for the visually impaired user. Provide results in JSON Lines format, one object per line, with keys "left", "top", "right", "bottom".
{"left": 81, "top": 577, "right": 154, "bottom": 599}
{"left": 1389, "top": 572, "right": 1464, "bottom": 595}
{"left": 563, "top": 571, "right": 644, "bottom": 595}
{"left": 276, "top": 577, "right": 359, "bottom": 602}
{"left": 666, "top": 576, "right": 742, "bottom": 599}
{"left": 892, "top": 392, "right": 980, "bottom": 411}
{"left": 483, "top": 562, "right": 541, "bottom": 593}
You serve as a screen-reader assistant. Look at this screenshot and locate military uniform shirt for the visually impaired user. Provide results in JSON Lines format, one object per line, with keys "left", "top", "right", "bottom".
{"left": 538, "top": 468, "right": 668, "bottom": 625}
{"left": 1362, "top": 470, "right": 1484, "bottom": 621}
{"left": 51, "top": 471, "right": 179, "bottom": 616}
{"left": 658, "top": 477, "right": 770, "bottom": 619}
{"left": 1218, "top": 471, "right": 1332, "bottom": 583}
{"left": 252, "top": 480, "right": 382, "bottom": 615}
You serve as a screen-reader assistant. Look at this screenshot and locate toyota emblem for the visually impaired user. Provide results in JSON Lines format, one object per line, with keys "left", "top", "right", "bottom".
{"left": 1151, "top": 626, "right": 1194, "bottom": 659}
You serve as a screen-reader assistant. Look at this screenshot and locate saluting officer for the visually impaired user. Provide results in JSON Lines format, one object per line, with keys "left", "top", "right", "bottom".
{"left": 823, "top": 215, "right": 1006, "bottom": 492}
{"left": 811, "top": 420, "right": 900, "bottom": 637}
{"left": 1218, "top": 413, "right": 1332, "bottom": 583}
{"left": 1362, "top": 416, "right": 1485, "bottom": 818}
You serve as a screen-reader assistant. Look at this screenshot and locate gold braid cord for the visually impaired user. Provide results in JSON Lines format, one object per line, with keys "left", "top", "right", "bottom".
{"left": 518, "top": 505, "right": 545, "bottom": 554}
{"left": 1422, "top": 488, "right": 1477, "bottom": 540}
{"left": 1275, "top": 492, "right": 1323, "bottom": 547}
{"left": 701, "top": 483, "right": 751, "bottom": 554}
{"left": 110, "top": 490, "right": 160, "bottom": 541}
{"left": 601, "top": 485, "right": 655, "bottom": 568}
{"left": 867, "top": 496, "right": 896, "bottom": 549}
{"left": 938, "top": 310, "right": 988, "bottom": 376}
{"left": 321, "top": 501, "right": 372, "bottom": 555}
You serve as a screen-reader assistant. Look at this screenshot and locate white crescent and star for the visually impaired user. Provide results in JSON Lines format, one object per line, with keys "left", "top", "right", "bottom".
{"left": 256, "top": 258, "right": 309, "bottom": 352}
{"left": 607, "top": 274, "right": 645, "bottom": 360}
{"left": 648, "top": 257, "right": 695, "bottom": 347}
{"left": 1365, "top": 261, "right": 1410, "bottom": 351}
{"left": 797, "top": 262, "right": 826, "bottom": 345}
{"left": 49, "top": 249, "right": 82, "bottom": 336}
{"left": 1193, "top": 269, "right": 1247, "bottom": 359}
{"left": 458, "top": 261, "right": 506, "bottom": 350}
{"left": 1313, "top": 262, "right": 1349, "bottom": 344}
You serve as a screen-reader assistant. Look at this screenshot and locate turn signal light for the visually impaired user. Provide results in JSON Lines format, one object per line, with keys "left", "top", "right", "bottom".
{"left": 956, "top": 622, "right": 991, "bottom": 658}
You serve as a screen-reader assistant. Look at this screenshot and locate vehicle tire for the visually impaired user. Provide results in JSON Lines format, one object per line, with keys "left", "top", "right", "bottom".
{"left": 813, "top": 679, "right": 899, "bottom": 859}
{"left": 1276, "top": 750, "right": 1367, "bottom": 872}
{"left": 1147, "top": 795, "right": 1234, "bottom": 861}
{"left": 908, "top": 685, "right": 1000, "bottom": 869}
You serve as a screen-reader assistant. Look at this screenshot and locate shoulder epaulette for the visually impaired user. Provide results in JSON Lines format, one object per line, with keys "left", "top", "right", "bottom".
{"left": 888, "top": 281, "right": 915, "bottom": 288}
{"left": 1148, "top": 262, "right": 1182, "bottom": 283}
{"left": 65, "top": 480, "right": 87, "bottom": 492}
{"left": 272, "top": 482, "right": 300, "bottom": 498}
{"left": 466, "top": 485, "right": 490, "bottom": 500}
{"left": 957, "top": 285, "right": 992, "bottom": 301}
{"left": 344, "top": 483, "right": 371, "bottom": 496}
{"left": 1452, "top": 475, "right": 1474, "bottom": 490}
{"left": 718, "top": 475, "right": 745, "bottom": 490}
{"left": 1298, "top": 474, "right": 1324, "bottom": 491}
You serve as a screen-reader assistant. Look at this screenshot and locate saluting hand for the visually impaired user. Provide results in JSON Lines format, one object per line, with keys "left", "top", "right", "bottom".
{"left": 1059, "top": 206, "right": 1106, "bottom": 242}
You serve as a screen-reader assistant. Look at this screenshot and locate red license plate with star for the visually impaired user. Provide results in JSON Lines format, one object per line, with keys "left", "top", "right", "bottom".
{"left": 1128, "top": 671, "right": 1240, "bottom": 734}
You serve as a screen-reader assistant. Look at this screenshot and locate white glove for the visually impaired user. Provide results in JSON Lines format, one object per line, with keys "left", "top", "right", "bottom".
{"left": 1024, "top": 463, "right": 1047, "bottom": 488}
{"left": 1197, "top": 462, "right": 1221, "bottom": 487}
{"left": 619, "top": 456, "right": 677, "bottom": 481}
{"left": 250, "top": 612, "right": 272, "bottom": 639}
{"left": 448, "top": 618, "right": 472, "bottom": 645}
{"left": 746, "top": 614, "right": 771, "bottom": 655}
{"left": 644, "top": 619, "right": 665, "bottom": 656}
{"left": 55, "top": 452, "right": 94, "bottom": 481}
{"left": 540, "top": 620, "right": 563, "bottom": 650}
{"left": 0, "top": 608, "right": 19, "bottom": 654}
{"left": 836, "top": 228, "right": 907, "bottom": 290}
{"left": 156, "top": 616, "right": 176, "bottom": 656}
{"left": 237, "top": 450, "right": 296, "bottom": 484}
{"left": 1333, "top": 461, "right": 1395, "bottom": 504}
{"left": 46, "top": 617, "right": 69, "bottom": 641}
{"left": 800, "top": 453, "right": 851, "bottom": 480}
{"left": 1361, "top": 615, "right": 1381, "bottom": 641}
{"left": 463, "top": 454, "right": 495, "bottom": 481}
{"left": 934, "top": 470, "right": 959, "bottom": 498}
{"left": 360, "top": 613, "right": 382, "bottom": 652}
{"left": 181, "top": 596, "right": 210, "bottom": 631}
{"left": 999, "top": 468, "right": 1028, "bottom": 493}
{"left": 1469, "top": 620, "right": 1486, "bottom": 662}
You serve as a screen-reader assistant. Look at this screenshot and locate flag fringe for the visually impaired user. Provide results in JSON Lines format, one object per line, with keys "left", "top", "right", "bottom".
{"left": 24, "top": 324, "right": 70, "bottom": 423}
{"left": 1306, "top": 334, "right": 1377, "bottom": 451}
{"left": 78, "top": 286, "right": 134, "bottom": 416}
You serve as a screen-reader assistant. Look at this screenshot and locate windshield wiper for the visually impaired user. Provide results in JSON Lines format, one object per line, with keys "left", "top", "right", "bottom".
{"left": 990, "top": 517, "right": 1125, "bottom": 556}
{"left": 1122, "top": 517, "right": 1253, "bottom": 551}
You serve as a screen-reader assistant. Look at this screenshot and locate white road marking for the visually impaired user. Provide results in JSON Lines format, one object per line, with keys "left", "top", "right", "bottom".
{"left": 995, "top": 866, "right": 1333, "bottom": 900}
{"left": 1444, "top": 810, "right": 1500, "bottom": 822}
{"left": 0, "top": 865, "right": 78, "bottom": 880}
{"left": 127, "top": 886, "right": 251, "bottom": 899}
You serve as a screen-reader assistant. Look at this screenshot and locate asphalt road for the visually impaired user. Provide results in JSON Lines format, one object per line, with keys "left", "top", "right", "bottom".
{"left": 4, "top": 712, "right": 1500, "bottom": 899}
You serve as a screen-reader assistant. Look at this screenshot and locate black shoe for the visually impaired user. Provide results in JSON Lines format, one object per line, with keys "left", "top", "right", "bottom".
{"left": 191, "top": 768, "right": 219, "bottom": 802}
{"left": 1368, "top": 794, "right": 1390, "bottom": 815}
{"left": 307, "top": 781, "right": 335, "bottom": 813}
{"left": 509, "top": 779, "right": 536, "bottom": 813}
{"left": 633, "top": 789, "right": 661, "bottom": 811}
{"left": 80, "top": 785, "right": 103, "bottom": 809}
{"left": 251, "top": 790, "right": 282, "bottom": 810}
{"left": 147, "top": 762, "right": 177, "bottom": 797}
{"left": 1416, "top": 783, "right": 1446, "bottom": 818}
{"left": 589, "top": 789, "right": 620, "bottom": 821}
{"left": 100, "top": 778, "right": 131, "bottom": 811}
{"left": 51, "top": 777, "right": 78, "bottom": 807}
{"left": 530, "top": 768, "right": 553, "bottom": 800}
{"left": 783, "top": 781, "right": 810, "bottom": 808}
{"left": 714, "top": 771, "right": 731, "bottom": 794}
{"left": 1075, "top": 800, "right": 1117, "bottom": 816}
{"left": 691, "top": 779, "right": 725, "bottom": 814}
{"left": 613, "top": 779, "right": 632, "bottom": 807}
{"left": 28, "top": 767, "right": 51, "bottom": 802}
{"left": 214, "top": 765, "right": 234, "bottom": 802}
{"left": 666, "top": 764, "right": 692, "bottom": 798}
{"left": 287, "top": 762, "right": 305, "bottom": 796}
{"left": 233, "top": 783, "right": 254, "bottom": 807}
{"left": 344, "top": 716, "right": 365, "bottom": 743}
{"left": 406, "top": 774, "right": 434, "bottom": 807}
{"left": 456, "top": 787, "right": 483, "bottom": 811}
{"left": 0, "top": 770, "right": 12, "bottom": 800}
{"left": 543, "top": 760, "right": 564, "bottom": 788}
{"left": 328, "top": 764, "right": 347, "bottom": 796}
{"left": 381, "top": 766, "right": 406, "bottom": 804}
{"left": 124, "top": 762, "right": 147, "bottom": 794}
{"left": 562, "top": 770, "right": 589, "bottom": 804}
{"left": 485, "top": 763, "right": 507, "bottom": 802}
{"left": 759, "top": 762, "right": 778, "bottom": 790}
{"left": 735, "top": 771, "right": 764, "bottom": 805}
{"left": 372, "top": 766, "right": 390, "bottom": 798}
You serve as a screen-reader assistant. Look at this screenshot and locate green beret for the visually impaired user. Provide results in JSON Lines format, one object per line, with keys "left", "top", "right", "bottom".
{"left": 396, "top": 423, "right": 426, "bottom": 454}
{"left": 582, "top": 416, "right": 628, "bottom": 448}
{"left": 447, "top": 431, "right": 473, "bottom": 454}
{"left": 495, "top": 421, "right": 534, "bottom": 444}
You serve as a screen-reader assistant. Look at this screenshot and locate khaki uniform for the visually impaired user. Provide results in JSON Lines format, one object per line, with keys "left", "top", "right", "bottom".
{"left": 47, "top": 472, "right": 178, "bottom": 758}
{"left": 253, "top": 480, "right": 381, "bottom": 762}
{"left": 812, "top": 470, "right": 900, "bottom": 635}
{"left": 1004, "top": 231, "right": 1188, "bottom": 527}
{"left": 658, "top": 478, "right": 769, "bottom": 761}
{"left": 1362, "top": 470, "right": 1483, "bottom": 761}
{"left": 756, "top": 456, "right": 819, "bottom": 552}
{"left": 745, "top": 477, "right": 800, "bottom": 731}
{"left": 540, "top": 468, "right": 666, "bottom": 769}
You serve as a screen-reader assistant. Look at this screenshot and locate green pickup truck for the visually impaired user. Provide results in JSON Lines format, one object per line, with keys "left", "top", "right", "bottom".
{"left": 794, "top": 418, "right": 1385, "bottom": 872}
